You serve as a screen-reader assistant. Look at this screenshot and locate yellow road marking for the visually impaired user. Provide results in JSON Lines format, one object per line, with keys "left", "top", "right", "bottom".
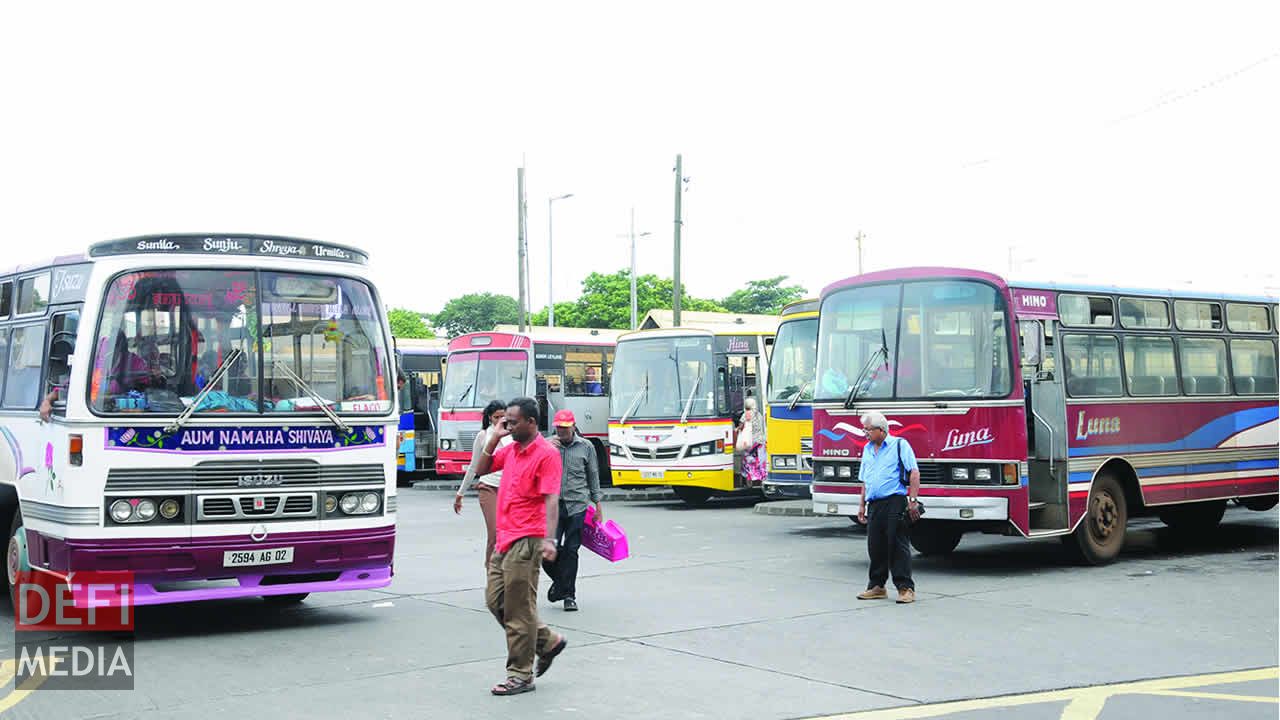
{"left": 0, "top": 658, "right": 49, "bottom": 713}
{"left": 1142, "top": 690, "right": 1279, "bottom": 703}
{"left": 809, "top": 667, "right": 1279, "bottom": 720}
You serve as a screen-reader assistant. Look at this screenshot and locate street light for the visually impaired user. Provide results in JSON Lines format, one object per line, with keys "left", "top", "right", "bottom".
{"left": 548, "top": 193, "right": 573, "bottom": 327}
{"left": 618, "top": 207, "right": 651, "bottom": 330}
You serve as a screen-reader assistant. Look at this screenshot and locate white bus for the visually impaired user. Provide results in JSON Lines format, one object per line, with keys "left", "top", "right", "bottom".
{"left": 1, "top": 234, "right": 398, "bottom": 608}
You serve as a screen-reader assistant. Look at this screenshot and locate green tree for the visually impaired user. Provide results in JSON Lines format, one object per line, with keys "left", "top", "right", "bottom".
{"left": 721, "top": 276, "right": 807, "bottom": 315}
{"left": 387, "top": 308, "right": 435, "bottom": 339}
{"left": 433, "top": 293, "right": 519, "bottom": 337}
{"left": 533, "top": 270, "right": 725, "bottom": 329}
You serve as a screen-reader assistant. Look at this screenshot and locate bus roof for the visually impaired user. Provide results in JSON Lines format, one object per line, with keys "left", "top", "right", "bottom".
{"left": 821, "top": 267, "right": 1008, "bottom": 297}
{"left": 490, "top": 325, "right": 627, "bottom": 345}
{"left": 779, "top": 298, "right": 819, "bottom": 318}
{"left": 638, "top": 309, "right": 780, "bottom": 334}
{"left": 1, "top": 253, "right": 89, "bottom": 276}
{"left": 396, "top": 338, "right": 449, "bottom": 354}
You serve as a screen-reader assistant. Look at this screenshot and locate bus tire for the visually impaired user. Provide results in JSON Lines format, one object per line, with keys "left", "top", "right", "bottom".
{"left": 264, "top": 593, "right": 309, "bottom": 606}
{"left": 1066, "top": 472, "right": 1127, "bottom": 565}
{"left": 672, "top": 487, "right": 713, "bottom": 507}
{"left": 6, "top": 506, "right": 28, "bottom": 610}
{"left": 1238, "top": 495, "right": 1278, "bottom": 512}
{"left": 910, "top": 524, "right": 963, "bottom": 556}
{"left": 1158, "top": 500, "right": 1227, "bottom": 533}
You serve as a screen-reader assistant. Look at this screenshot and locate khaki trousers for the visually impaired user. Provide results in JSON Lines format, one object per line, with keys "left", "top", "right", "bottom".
{"left": 477, "top": 483, "right": 498, "bottom": 567}
{"left": 485, "top": 536, "right": 556, "bottom": 680}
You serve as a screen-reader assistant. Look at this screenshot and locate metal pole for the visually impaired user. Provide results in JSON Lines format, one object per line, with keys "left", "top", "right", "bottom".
{"left": 856, "top": 231, "right": 864, "bottom": 275}
{"left": 630, "top": 207, "right": 638, "bottom": 330}
{"left": 673, "top": 154, "right": 683, "bottom": 326}
{"left": 517, "top": 167, "right": 527, "bottom": 332}
{"left": 548, "top": 198, "right": 555, "bottom": 327}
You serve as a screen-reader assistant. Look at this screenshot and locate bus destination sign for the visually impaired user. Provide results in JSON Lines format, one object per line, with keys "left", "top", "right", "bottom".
{"left": 89, "top": 235, "right": 369, "bottom": 265}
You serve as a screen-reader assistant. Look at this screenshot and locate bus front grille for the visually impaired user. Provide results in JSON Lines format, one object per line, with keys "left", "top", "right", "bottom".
{"left": 106, "top": 462, "right": 385, "bottom": 493}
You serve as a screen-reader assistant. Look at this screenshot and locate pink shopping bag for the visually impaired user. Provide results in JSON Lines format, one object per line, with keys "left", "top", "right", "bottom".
{"left": 582, "top": 506, "right": 629, "bottom": 562}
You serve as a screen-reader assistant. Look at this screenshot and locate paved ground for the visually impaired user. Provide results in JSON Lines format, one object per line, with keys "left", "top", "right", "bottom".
{"left": 2, "top": 492, "right": 1276, "bottom": 719}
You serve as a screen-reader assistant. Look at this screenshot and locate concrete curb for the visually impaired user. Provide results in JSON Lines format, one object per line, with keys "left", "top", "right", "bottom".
{"left": 753, "top": 500, "right": 817, "bottom": 517}
{"left": 407, "top": 480, "right": 674, "bottom": 502}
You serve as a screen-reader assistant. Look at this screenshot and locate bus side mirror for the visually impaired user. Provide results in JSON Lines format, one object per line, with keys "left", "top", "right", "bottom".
{"left": 1019, "top": 320, "right": 1043, "bottom": 369}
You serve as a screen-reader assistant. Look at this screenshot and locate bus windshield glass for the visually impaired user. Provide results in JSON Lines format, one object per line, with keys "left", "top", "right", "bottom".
{"left": 440, "top": 350, "right": 527, "bottom": 409}
{"left": 90, "top": 269, "right": 392, "bottom": 415}
{"left": 815, "top": 280, "right": 1013, "bottom": 401}
{"left": 768, "top": 317, "right": 817, "bottom": 404}
{"left": 609, "top": 336, "right": 716, "bottom": 420}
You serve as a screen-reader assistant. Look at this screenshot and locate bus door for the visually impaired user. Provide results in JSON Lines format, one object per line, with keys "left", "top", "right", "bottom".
{"left": 1020, "top": 317, "right": 1069, "bottom": 532}
{"left": 534, "top": 343, "right": 566, "bottom": 435}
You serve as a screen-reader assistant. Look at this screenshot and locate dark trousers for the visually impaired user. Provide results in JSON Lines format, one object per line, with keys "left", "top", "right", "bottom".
{"left": 866, "top": 494, "right": 914, "bottom": 591}
{"left": 542, "top": 506, "right": 586, "bottom": 599}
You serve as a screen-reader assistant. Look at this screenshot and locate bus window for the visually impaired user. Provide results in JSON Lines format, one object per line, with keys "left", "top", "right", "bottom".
{"left": 16, "top": 273, "right": 51, "bottom": 316}
{"left": 4, "top": 325, "right": 47, "bottom": 408}
{"left": 1059, "top": 294, "right": 1114, "bottom": 327}
{"left": 0, "top": 281, "right": 11, "bottom": 318}
{"left": 1178, "top": 337, "right": 1229, "bottom": 395}
{"left": 1230, "top": 339, "right": 1278, "bottom": 394}
{"left": 0, "top": 329, "right": 8, "bottom": 398}
{"left": 1226, "top": 304, "right": 1271, "bottom": 333}
{"left": 1119, "top": 298, "right": 1170, "bottom": 329}
{"left": 563, "top": 345, "right": 606, "bottom": 396}
{"left": 1174, "top": 300, "right": 1223, "bottom": 331}
{"left": 1061, "top": 334, "right": 1122, "bottom": 397}
{"left": 46, "top": 311, "right": 80, "bottom": 408}
{"left": 1123, "top": 336, "right": 1179, "bottom": 396}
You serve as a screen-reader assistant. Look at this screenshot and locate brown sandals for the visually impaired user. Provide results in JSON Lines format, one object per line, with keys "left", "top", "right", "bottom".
{"left": 491, "top": 676, "right": 535, "bottom": 696}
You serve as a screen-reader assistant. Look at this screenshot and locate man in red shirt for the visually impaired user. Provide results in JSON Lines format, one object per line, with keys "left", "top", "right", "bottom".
{"left": 471, "top": 397, "right": 570, "bottom": 696}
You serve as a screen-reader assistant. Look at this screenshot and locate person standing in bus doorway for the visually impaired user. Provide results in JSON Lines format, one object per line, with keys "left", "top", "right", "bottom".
{"left": 455, "top": 400, "right": 512, "bottom": 568}
{"left": 544, "top": 410, "right": 602, "bottom": 612}
{"left": 855, "top": 410, "right": 922, "bottom": 604}
{"left": 471, "top": 397, "right": 569, "bottom": 696}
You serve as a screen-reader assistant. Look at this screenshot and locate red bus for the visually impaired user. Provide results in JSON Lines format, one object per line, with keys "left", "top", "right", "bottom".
{"left": 810, "top": 267, "right": 1277, "bottom": 564}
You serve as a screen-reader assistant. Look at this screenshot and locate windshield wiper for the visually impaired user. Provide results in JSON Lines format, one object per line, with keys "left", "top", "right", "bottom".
{"left": 164, "top": 348, "right": 244, "bottom": 435}
{"left": 843, "top": 345, "right": 887, "bottom": 409}
{"left": 679, "top": 366, "right": 704, "bottom": 424}
{"left": 788, "top": 380, "right": 812, "bottom": 412}
{"left": 450, "top": 383, "right": 473, "bottom": 413}
{"left": 273, "top": 360, "right": 351, "bottom": 434}
{"left": 620, "top": 372, "right": 649, "bottom": 425}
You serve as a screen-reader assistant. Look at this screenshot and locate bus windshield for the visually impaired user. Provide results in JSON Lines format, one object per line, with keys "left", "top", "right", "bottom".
{"left": 768, "top": 317, "right": 817, "bottom": 404}
{"left": 440, "top": 350, "right": 528, "bottom": 409}
{"left": 609, "top": 336, "right": 716, "bottom": 420}
{"left": 815, "top": 279, "right": 1013, "bottom": 401}
{"left": 90, "top": 269, "right": 392, "bottom": 415}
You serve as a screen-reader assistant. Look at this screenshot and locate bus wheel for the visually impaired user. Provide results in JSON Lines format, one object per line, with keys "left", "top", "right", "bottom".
{"left": 6, "top": 507, "right": 29, "bottom": 610}
{"left": 1158, "top": 500, "right": 1227, "bottom": 533}
{"left": 264, "top": 593, "right": 309, "bottom": 606}
{"left": 672, "top": 487, "right": 713, "bottom": 507}
{"left": 1066, "top": 473, "right": 1127, "bottom": 565}
{"left": 910, "top": 524, "right": 962, "bottom": 556}
{"left": 1238, "top": 495, "right": 1278, "bottom": 512}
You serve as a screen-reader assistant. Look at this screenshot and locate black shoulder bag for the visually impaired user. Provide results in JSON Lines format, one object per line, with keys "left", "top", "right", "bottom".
{"left": 897, "top": 440, "right": 924, "bottom": 523}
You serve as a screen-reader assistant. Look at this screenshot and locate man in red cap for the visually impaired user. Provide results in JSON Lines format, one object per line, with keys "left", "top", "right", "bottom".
{"left": 544, "top": 408, "right": 602, "bottom": 611}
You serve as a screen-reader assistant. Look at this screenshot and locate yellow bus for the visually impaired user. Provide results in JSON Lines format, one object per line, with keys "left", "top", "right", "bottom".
{"left": 763, "top": 299, "right": 819, "bottom": 499}
{"left": 607, "top": 319, "right": 777, "bottom": 506}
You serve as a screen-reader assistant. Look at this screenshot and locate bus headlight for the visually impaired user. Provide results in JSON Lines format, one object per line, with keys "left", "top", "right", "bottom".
{"left": 609, "top": 443, "right": 624, "bottom": 457}
{"left": 159, "top": 499, "right": 181, "bottom": 519}
{"left": 974, "top": 467, "right": 993, "bottom": 481}
{"left": 360, "top": 492, "right": 380, "bottom": 513}
{"left": 686, "top": 441, "right": 717, "bottom": 457}
{"left": 135, "top": 499, "right": 158, "bottom": 522}
{"left": 324, "top": 495, "right": 338, "bottom": 513}
{"left": 952, "top": 467, "right": 971, "bottom": 481}
{"left": 441, "top": 439, "right": 454, "bottom": 451}
{"left": 837, "top": 465, "right": 853, "bottom": 478}
{"left": 340, "top": 493, "right": 361, "bottom": 514}
{"left": 110, "top": 500, "right": 133, "bottom": 523}
{"left": 821, "top": 465, "right": 836, "bottom": 478}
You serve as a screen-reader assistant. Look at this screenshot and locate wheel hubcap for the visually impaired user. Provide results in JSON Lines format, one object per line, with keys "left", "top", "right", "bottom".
{"left": 7, "top": 535, "right": 19, "bottom": 586}
{"left": 1091, "top": 493, "right": 1118, "bottom": 540}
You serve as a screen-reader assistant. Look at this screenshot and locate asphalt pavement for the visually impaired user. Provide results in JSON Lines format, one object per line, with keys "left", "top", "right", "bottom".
{"left": 1, "top": 492, "right": 1275, "bottom": 720}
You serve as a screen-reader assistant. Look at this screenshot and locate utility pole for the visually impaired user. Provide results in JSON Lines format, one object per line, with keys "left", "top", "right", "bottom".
{"left": 548, "top": 193, "right": 573, "bottom": 327}
{"left": 856, "top": 231, "right": 864, "bottom": 275}
{"left": 517, "top": 167, "right": 527, "bottom": 331}
{"left": 617, "top": 210, "right": 651, "bottom": 330}
{"left": 673, "top": 153, "right": 683, "bottom": 326}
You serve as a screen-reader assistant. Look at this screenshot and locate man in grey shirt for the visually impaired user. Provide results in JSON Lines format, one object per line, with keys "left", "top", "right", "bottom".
{"left": 543, "top": 409, "right": 602, "bottom": 611}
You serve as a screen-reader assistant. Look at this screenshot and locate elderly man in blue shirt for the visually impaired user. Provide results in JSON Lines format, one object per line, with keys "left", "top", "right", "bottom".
{"left": 855, "top": 410, "right": 922, "bottom": 604}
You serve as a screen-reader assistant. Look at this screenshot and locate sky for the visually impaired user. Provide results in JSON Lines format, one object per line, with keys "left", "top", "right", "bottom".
{"left": 2, "top": 2, "right": 1277, "bottom": 316}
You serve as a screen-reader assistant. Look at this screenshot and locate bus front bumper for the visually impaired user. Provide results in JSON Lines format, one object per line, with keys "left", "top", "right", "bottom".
{"left": 611, "top": 466, "right": 735, "bottom": 491}
{"left": 811, "top": 489, "right": 1009, "bottom": 521}
{"left": 34, "top": 525, "right": 395, "bottom": 607}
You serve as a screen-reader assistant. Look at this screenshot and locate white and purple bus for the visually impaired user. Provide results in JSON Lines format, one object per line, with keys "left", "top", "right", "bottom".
{"left": 1, "top": 234, "right": 398, "bottom": 607}
{"left": 811, "top": 267, "right": 1277, "bottom": 564}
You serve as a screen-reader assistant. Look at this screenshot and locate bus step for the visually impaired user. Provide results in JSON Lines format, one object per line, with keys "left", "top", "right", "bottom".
{"left": 1028, "top": 502, "right": 1048, "bottom": 510}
